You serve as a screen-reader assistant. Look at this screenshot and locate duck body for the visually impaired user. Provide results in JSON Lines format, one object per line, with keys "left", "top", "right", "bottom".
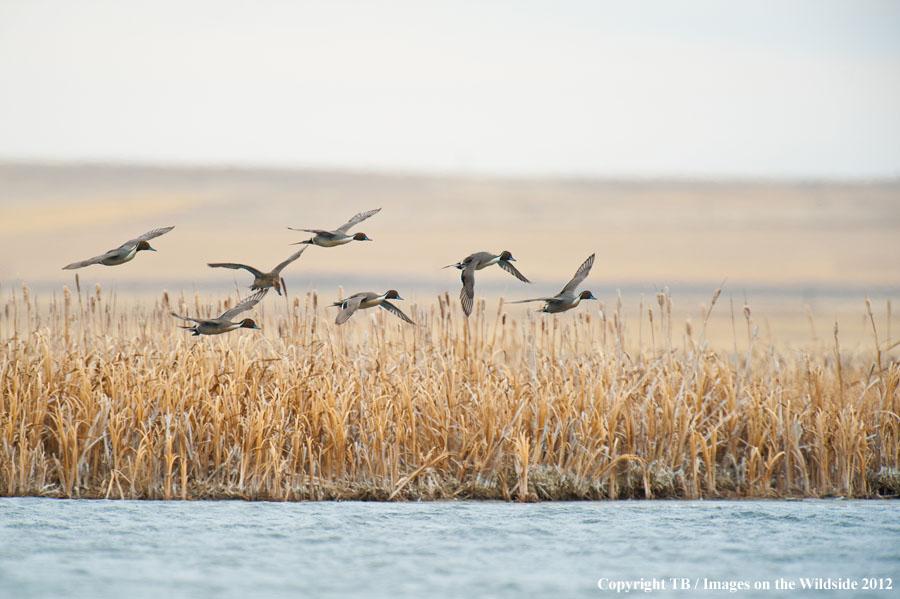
{"left": 297, "top": 231, "right": 369, "bottom": 247}
{"left": 97, "top": 244, "right": 146, "bottom": 266}
{"left": 180, "top": 318, "right": 260, "bottom": 336}
{"left": 332, "top": 290, "right": 415, "bottom": 325}
{"left": 532, "top": 290, "right": 597, "bottom": 313}
{"left": 445, "top": 250, "right": 530, "bottom": 317}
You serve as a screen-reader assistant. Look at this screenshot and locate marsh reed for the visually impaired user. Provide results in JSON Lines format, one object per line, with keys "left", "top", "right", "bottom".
{"left": 1, "top": 283, "right": 898, "bottom": 501}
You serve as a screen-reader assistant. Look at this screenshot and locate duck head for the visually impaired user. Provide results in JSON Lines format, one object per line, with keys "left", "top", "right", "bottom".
{"left": 579, "top": 290, "right": 597, "bottom": 300}
{"left": 239, "top": 318, "right": 261, "bottom": 330}
{"left": 353, "top": 232, "right": 372, "bottom": 241}
{"left": 499, "top": 250, "right": 515, "bottom": 261}
{"left": 137, "top": 241, "right": 156, "bottom": 252}
{"left": 384, "top": 289, "right": 404, "bottom": 300}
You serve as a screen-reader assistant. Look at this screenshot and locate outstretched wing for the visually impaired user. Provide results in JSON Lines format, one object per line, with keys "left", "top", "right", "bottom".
{"left": 381, "top": 300, "right": 415, "bottom": 324}
{"left": 498, "top": 260, "right": 531, "bottom": 283}
{"left": 507, "top": 297, "right": 554, "bottom": 304}
{"left": 170, "top": 312, "right": 204, "bottom": 324}
{"left": 335, "top": 208, "right": 381, "bottom": 233}
{"left": 272, "top": 247, "right": 307, "bottom": 274}
{"left": 62, "top": 250, "right": 119, "bottom": 270}
{"left": 335, "top": 294, "right": 365, "bottom": 325}
{"left": 460, "top": 264, "right": 477, "bottom": 316}
{"left": 559, "top": 253, "right": 595, "bottom": 295}
{"left": 220, "top": 289, "right": 268, "bottom": 320}
{"left": 207, "top": 262, "right": 266, "bottom": 278}
{"left": 287, "top": 227, "right": 329, "bottom": 234}
{"left": 121, "top": 226, "right": 175, "bottom": 249}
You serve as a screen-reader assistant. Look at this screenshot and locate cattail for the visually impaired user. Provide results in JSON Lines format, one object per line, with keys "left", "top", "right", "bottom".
{"left": 0, "top": 287, "right": 889, "bottom": 501}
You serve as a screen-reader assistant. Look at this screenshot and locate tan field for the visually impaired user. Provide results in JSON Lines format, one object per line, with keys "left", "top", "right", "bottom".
{"left": 1, "top": 164, "right": 898, "bottom": 500}
{"left": 1, "top": 164, "right": 898, "bottom": 348}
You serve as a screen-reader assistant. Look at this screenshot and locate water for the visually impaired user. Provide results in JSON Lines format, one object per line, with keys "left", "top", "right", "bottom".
{"left": 0, "top": 498, "right": 896, "bottom": 598}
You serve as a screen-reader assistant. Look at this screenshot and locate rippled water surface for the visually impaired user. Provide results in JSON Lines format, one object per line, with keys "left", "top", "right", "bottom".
{"left": 0, "top": 499, "right": 897, "bottom": 598}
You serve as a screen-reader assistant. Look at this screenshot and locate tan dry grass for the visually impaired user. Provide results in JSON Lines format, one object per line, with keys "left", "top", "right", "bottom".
{"left": 1, "top": 283, "right": 898, "bottom": 501}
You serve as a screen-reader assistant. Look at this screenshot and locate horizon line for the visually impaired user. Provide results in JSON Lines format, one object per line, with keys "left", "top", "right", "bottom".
{"left": 2, "top": 158, "right": 899, "bottom": 185}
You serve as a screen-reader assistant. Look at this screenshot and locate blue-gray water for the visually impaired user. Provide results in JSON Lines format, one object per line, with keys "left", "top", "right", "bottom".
{"left": 0, "top": 499, "right": 896, "bottom": 599}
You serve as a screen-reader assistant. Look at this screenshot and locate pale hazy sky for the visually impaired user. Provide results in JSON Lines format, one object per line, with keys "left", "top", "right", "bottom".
{"left": 1, "top": 0, "right": 899, "bottom": 178}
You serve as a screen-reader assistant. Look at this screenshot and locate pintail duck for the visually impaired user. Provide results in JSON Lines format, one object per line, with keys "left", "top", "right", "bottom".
{"left": 208, "top": 247, "right": 306, "bottom": 296}
{"left": 510, "top": 253, "right": 596, "bottom": 313}
{"left": 444, "top": 251, "right": 530, "bottom": 317}
{"left": 331, "top": 290, "right": 415, "bottom": 325}
{"left": 170, "top": 289, "right": 267, "bottom": 336}
{"left": 62, "top": 226, "right": 175, "bottom": 270}
{"left": 288, "top": 208, "right": 380, "bottom": 247}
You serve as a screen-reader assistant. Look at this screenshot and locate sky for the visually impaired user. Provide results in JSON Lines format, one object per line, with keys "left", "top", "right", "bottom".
{"left": 1, "top": 0, "right": 899, "bottom": 178}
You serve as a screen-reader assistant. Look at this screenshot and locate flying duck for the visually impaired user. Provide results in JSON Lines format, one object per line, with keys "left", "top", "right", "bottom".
{"left": 444, "top": 251, "right": 530, "bottom": 317}
{"left": 331, "top": 290, "right": 414, "bottom": 325}
{"left": 208, "top": 247, "right": 307, "bottom": 296}
{"left": 170, "top": 289, "right": 267, "bottom": 336}
{"left": 62, "top": 226, "right": 175, "bottom": 270}
{"left": 510, "top": 253, "right": 597, "bottom": 313}
{"left": 288, "top": 208, "right": 381, "bottom": 247}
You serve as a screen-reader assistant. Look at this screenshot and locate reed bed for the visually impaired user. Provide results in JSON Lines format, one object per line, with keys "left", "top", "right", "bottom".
{"left": 1, "top": 283, "right": 898, "bottom": 501}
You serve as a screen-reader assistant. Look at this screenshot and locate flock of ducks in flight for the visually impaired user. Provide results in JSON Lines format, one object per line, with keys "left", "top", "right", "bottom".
{"left": 61, "top": 208, "right": 597, "bottom": 335}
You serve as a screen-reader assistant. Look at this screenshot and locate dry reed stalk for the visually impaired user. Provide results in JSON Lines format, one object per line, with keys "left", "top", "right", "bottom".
{"left": 0, "top": 286, "right": 897, "bottom": 501}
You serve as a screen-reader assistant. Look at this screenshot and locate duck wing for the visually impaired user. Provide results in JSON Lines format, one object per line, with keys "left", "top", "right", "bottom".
{"left": 207, "top": 262, "right": 266, "bottom": 278}
{"left": 271, "top": 247, "right": 307, "bottom": 274}
{"left": 62, "top": 249, "right": 121, "bottom": 270}
{"left": 559, "top": 253, "right": 595, "bottom": 295}
{"left": 220, "top": 289, "right": 268, "bottom": 320}
{"left": 335, "top": 208, "right": 381, "bottom": 233}
{"left": 508, "top": 297, "right": 555, "bottom": 304}
{"left": 287, "top": 227, "right": 329, "bottom": 234}
{"left": 381, "top": 300, "right": 415, "bottom": 324}
{"left": 498, "top": 259, "right": 531, "bottom": 283}
{"left": 170, "top": 312, "right": 206, "bottom": 324}
{"left": 335, "top": 293, "right": 366, "bottom": 325}
{"left": 121, "top": 226, "right": 175, "bottom": 249}
{"left": 460, "top": 263, "right": 477, "bottom": 316}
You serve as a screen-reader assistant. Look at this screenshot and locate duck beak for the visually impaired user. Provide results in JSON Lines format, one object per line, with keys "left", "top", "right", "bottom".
{"left": 396, "top": 295, "right": 405, "bottom": 301}
{"left": 147, "top": 246, "right": 157, "bottom": 252}
{"left": 252, "top": 324, "right": 261, "bottom": 329}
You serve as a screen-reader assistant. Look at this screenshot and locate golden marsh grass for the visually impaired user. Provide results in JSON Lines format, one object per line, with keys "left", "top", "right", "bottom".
{"left": 1, "top": 283, "right": 898, "bottom": 501}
